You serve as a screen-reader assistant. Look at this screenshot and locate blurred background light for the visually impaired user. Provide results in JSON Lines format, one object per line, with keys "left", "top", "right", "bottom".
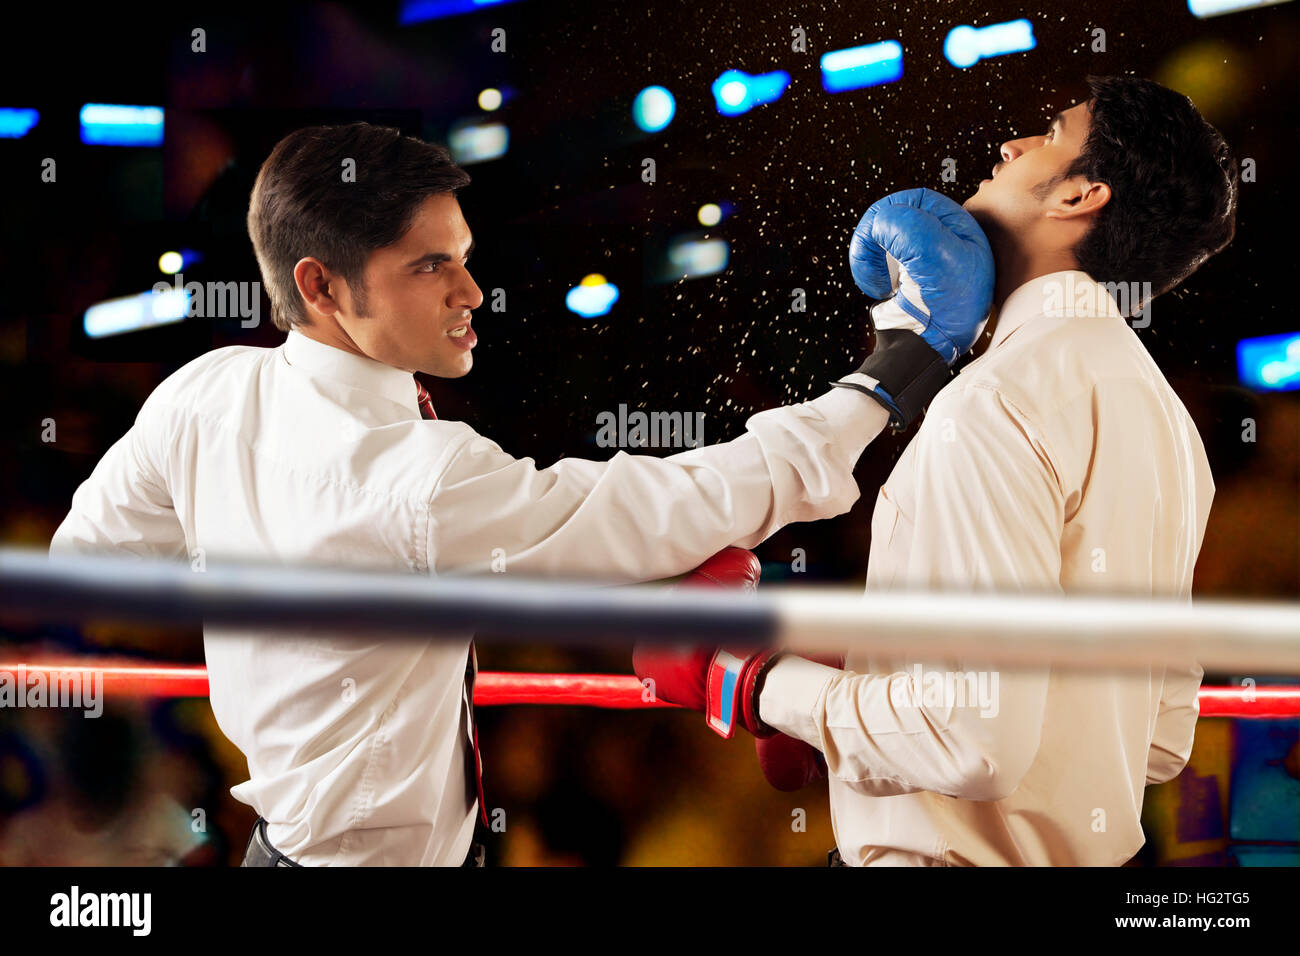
{"left": 710, "top": 69, "right": 790, "bottom": 116}
{"left": 1155, "top": 39, "right": 1249, "bottom": 123}
{"left": 448, "top": 120, "right": 509, "bottom": 164}
{"left": 1189, "top": 0, "right": 1294, "bottom": 17}
{"left": 156, "top": 249, "right": 205, "bottom": 275}
{"left": 820, "top": 40, "right": 904, "bottom": 92}
{"left": 565, "top": 274, "right": 619, "bottom": 318}
{"left": 0, "top": 108, "right": 39, "bottom": 138}
{"left": 1237, "top": 332, "right": 1300, "bottom": 391}
{"left": 696, "top": 203, "right": 722, "bottom": 227}
{"left": 79, "top": 104, "right": 164, "bottom": 146}
{"left": 400, "top": 0, "right": 521, "bottom": 25}
{"left": 632, "top": 85, "right": 676, "bottom": 133}
{"left": 944, "top": 19, "right": 1036, "bottom": 69}
{"left": 666, "top": 236, "right": 729, "bottom": 278}
{"left": 84, "top": 289, "right": 190, "bottom": 339}
{"left": 478, "top": 87, "right": 503, "bottom": 111}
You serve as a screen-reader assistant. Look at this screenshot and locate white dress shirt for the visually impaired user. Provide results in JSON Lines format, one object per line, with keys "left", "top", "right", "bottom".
{"left": 761, "top": 271, "right": 1214, "bottom": 866}
{"left": 50, "top": 327, "right": 887, "bottom": 865}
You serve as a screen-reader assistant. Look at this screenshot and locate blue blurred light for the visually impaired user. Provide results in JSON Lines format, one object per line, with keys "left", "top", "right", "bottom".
{"left": 399, "top": 0, "right": 520, "bottom": 25}
{"left": 943, "top": 19, "right": 1036, "bottom": 69}
{"left": 0, "top": 108, "right": 39, "bottom": 138}
{"left": 710, "top": 69, "right": 790, "bottom": 117}
{"left": 79, "top": 104, "right": 164, "bottom": 146}
{"left": 448, "top": 120, "right": 509, "bottom": 163}
{"left": 84, "top": 289, "right": 190, "bottom": 339}
{"left": 667, "top": 237, "right": 729, "bottom": 278}
{"left": 821, "top": 41, "right": 904, "bottom": 93}
{"left": 633, "top": 86, "right": 676, "bottom": 133}
{"left": 1237, "top": 331, "right": 1300, "bottom": 391}
{"left": 1189, "top": 0, "right": 1294, "bottom": 17}
{"left": 566, "top": 276, "right": 620, "bottom": 318}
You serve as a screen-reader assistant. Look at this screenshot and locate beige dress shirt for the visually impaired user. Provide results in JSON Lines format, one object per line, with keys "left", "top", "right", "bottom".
{"left": 761, "top": 270, "right": 1214, "bottom": 866}
{"left": 50, "top": 328, "right": 887, "bottom": 865}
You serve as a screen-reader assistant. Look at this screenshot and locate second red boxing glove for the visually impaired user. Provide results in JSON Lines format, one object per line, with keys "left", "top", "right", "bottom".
{"left": 632, "top": 548, "right": 782, "bottom": 739}
{"left": 755, "top": 731, "right": 827, "bottom": 791}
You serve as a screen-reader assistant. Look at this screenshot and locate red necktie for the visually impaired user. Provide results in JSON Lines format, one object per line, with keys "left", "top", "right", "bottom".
{"left": 415, "top": 377, "right": 488, "bottom": 827}
{"left": 415, "top": 380, "right": 438, "bottom": 421}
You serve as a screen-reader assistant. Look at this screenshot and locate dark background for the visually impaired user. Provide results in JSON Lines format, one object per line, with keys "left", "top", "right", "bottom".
{"left": 0, "top": 1, "right": 1295, "bottom": 865}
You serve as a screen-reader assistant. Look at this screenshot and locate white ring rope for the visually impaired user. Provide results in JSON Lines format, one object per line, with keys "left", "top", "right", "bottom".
{"left": 2, "top": 548, "right": 1297, "bottom": 673}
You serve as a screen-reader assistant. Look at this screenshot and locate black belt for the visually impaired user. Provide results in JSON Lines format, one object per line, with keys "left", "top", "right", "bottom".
{"left": 240, "top": 817, "right": 486, "bottom": 867}
{"left": 241, "top": 818, "right": 301, "bottom": 867}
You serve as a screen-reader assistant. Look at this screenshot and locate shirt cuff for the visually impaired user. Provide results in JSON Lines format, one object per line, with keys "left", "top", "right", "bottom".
{"left": 757, "top": 655, "right": 841, "bottom": 746}
{"left": 803, "top": 386, "right": 890, "bottom": 453}
{"left": 831, "top": 371, "right": 884, "bottom": 393}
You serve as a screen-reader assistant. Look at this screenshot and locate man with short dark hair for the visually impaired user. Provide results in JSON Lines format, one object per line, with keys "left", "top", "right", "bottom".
{"left": 742, "top": 76, "right": 1237, "bottom": 866}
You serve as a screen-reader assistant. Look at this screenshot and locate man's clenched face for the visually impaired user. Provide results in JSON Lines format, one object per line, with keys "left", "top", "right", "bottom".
{"left": 964, "top": 100, "right": 1094, "bottom": 233}
{"left": 332, "top": 193, "right": 483, "bottom": 378}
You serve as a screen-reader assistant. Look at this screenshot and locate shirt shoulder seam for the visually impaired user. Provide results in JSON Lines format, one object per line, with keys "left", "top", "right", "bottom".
{"left": 953, "top": 381, "right": 1067, "bottom": 495}
{"left": 145, "top": 396, "right": 459, "bottom": 511}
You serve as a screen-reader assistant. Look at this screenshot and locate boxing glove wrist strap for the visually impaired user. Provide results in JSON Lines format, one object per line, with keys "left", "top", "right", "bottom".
{"left": 831, "top": 329, "right": 951, "bottom": 430}
{"left": 707, "top": 648, "right": 784, "bottom": 739}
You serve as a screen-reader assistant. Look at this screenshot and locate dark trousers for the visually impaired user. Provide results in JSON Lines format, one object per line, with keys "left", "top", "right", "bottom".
{"left": 240, "top": 817, "right": 485, "bottom": 867}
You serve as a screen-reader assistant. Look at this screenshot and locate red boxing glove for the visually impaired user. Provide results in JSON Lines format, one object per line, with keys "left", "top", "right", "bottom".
{"left": 632, "top": 548, "right": 781, "bottom": 739}
{"left": 755, "top": 732, "right": 827, "bottom": 791}
{"left": 673, "top": 547, "right": 762, "bottom": 592}
{"left": 753, "top": 652, "right": 844, "bottom": 790}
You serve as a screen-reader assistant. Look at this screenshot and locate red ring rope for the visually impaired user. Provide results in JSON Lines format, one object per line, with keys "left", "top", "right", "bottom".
{"left": 0, "top": 661, "right": 1296, "bottom": 717}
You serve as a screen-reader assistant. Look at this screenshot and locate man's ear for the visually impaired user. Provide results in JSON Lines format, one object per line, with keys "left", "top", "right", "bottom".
{"left": 1046, "top": 177, "right": 1110, "bottom": 222}
{"left": 294, "top": 257, "right": 341, "bottom": 321}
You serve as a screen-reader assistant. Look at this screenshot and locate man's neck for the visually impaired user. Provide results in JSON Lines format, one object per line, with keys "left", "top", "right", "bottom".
{"left": 964, "top": 236, "right": 1081, "bottom": 361}
{"left": 296, "top": 320, "right": 368, "bottom": 361}
{"left": 990, "top": 242, "right": 1080, "bottom": 312}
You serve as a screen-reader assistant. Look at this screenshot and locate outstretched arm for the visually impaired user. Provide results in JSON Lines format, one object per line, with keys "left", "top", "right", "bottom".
{"left": 430, "top": 388, "right": 887, "bottom": 582}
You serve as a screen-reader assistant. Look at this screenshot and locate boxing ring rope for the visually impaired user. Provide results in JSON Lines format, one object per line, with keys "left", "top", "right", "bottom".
{"left": 0, "top": 661, "right": 1295, "bottom": 717}
{"left": 2, "top": 547, "right": 1299, "bottom": 673}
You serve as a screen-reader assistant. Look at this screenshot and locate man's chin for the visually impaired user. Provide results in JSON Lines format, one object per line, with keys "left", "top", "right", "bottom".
{"left": 423, "top": 355, "right": 473, "bottom": 378}
{"left": 962, "top": 196, "right": 997, "bottom": 235}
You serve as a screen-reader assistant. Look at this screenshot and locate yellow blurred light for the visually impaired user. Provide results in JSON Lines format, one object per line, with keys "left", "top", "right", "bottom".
{"left": 580, "top": 273, "right": 607, "bottom": 287}
{"left": 158, "top": 251, "right": 183, "bottom": 274}
{"left": 697, "top": 203, "right": 722, "bottom": 227}
{"left": 1154, "top": 40, "right": 1247, "bottom": 124}
{"left": 478, "top": 88, "right": 503, "bottom": 111}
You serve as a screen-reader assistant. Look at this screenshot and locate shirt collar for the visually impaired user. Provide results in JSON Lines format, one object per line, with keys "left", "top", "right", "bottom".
{"left": 988, "top": 269, "right": 1126, "bottom": 351}
{"left": 282, "top": 329, "right": 422, "bottom": 416}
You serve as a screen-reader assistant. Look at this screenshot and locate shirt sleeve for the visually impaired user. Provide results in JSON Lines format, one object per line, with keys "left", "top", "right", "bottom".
{"left": 427, "top": 388, "right": 888, "bottom": 581}
{"left": 49, "top": 397, "right": 188, "bottom": 561}
{"left": 758, "top": 383, "right": 1063, "bottom": 800}
{"left": 1145, "top": 660, "right": 1203, "bottom": 785}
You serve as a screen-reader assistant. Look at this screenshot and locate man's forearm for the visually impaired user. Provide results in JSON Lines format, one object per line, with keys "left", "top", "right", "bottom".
{"left": 758, "top": 654, "right": 1051, "bottom": 801}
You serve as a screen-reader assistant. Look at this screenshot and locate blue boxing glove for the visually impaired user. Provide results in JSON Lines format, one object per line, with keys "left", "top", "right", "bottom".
{"left": 832, "top": 188, "right": 994, "bottom": 429}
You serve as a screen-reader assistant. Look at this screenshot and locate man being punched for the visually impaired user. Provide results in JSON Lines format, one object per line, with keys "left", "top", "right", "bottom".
{"left": 639, "top": 75, "right": 1237, "bottom": 867}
